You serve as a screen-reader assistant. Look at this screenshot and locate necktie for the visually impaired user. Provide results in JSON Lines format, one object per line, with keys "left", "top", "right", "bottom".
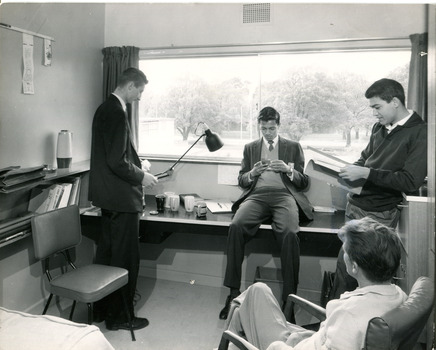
{"left": 268, "top": 140, "right": 274, "bottom": 151}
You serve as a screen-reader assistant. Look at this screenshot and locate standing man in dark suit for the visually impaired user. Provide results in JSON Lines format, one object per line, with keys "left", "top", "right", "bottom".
{"left": 219, "top": 106, "right": 313, "bottom": 319}
{"left": 89, "top": 67, "right": 158, "bottom": 331}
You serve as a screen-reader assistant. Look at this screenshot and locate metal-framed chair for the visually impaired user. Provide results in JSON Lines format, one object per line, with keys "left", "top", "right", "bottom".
{"left": 31, "top": 205, "right": 136, "bottom": 341}
{"left": 220, "top": 277, "right": 434, "bottom": 350}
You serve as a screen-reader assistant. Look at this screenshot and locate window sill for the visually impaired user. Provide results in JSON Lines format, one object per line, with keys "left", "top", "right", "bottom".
{"left": 140, "top": 155, "right": 241, "bottom": 166}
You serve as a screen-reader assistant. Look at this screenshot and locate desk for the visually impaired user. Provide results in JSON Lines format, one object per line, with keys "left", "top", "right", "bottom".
{"left": 82, "top": 195, "right": 345, "bottom": 257}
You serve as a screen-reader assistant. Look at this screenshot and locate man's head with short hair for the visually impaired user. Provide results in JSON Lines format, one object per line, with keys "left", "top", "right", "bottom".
{"left": 365, "top": 78, "right": 405, "bottom": 106}
{"left": 257, "top": 107, "right": 281, "bottom": 142}
{"left": 115, "top": 67, "right": 148, "bottom": 104}
{"left": 258, "top": 106, "right": 280, "bottom": 125}
{"left": 338, "top": 217, "right": 402, "bottom": 283}
{"left": 117, "top": 67, "right": 148, "bottom": 89}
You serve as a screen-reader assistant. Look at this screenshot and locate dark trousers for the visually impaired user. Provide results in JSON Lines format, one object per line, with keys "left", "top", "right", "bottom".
{"left": 224, "top": 189, "right": 300, "bottom": 302}
{"left": 95, "top": 209, "right": 140, "bottom": 321}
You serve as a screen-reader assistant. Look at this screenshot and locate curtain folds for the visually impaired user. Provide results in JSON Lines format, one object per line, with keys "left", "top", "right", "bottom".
{"left": 102, "top": 46, "right": 140, "bottom": 148}
{"left": 408, "top": 33, "right": 428, "bottom": 121}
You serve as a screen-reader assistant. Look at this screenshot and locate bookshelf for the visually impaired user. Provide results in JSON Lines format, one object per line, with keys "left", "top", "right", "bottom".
{"left": 0, "top": 160, "right": 90, "bottom": 247}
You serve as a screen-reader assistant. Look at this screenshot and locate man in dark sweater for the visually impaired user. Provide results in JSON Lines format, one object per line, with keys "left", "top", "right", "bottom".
{"left": 329, "top": 78, "right": 427, "bottom": 299}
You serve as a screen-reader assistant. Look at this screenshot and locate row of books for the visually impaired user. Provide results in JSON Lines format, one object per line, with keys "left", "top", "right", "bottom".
{"left": 28, "top": 177, "right": 82, "bottom": 214}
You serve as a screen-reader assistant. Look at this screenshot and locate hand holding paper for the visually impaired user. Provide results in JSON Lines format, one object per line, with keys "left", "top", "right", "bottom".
{"left": 339, "top": 165, "right": 370, "bottom": 182}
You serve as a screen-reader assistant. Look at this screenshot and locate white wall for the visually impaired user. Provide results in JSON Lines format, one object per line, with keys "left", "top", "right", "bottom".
{"left": 0, "top": 2, "right": 105, "bottom": 312}
{"left": 104, "top": 3, "right": 426, "bottom": 47}
{"left": 0, "top": 3, "right": 105, "bottom": 169}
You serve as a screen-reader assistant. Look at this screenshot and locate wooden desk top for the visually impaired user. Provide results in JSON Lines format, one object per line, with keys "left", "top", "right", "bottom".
{"left": 140, "top": 195, "right": 344, "bottom": 234}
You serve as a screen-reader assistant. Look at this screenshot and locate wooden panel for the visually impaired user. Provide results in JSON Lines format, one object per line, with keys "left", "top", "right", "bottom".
{"left": 397, "top": 196, "right": 429, "bottom": 294}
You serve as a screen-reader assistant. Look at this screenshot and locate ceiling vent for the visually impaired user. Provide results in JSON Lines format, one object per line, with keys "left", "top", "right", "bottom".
{"left": 242, "top": 3, "right": 271, "bottom": 24}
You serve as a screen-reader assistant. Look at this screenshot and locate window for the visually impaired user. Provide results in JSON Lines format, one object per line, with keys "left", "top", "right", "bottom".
{"left": 138, "top": 48, "right": 410, "bottom": 164}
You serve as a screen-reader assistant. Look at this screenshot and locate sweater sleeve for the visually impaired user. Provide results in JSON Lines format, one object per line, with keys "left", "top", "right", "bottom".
{"left": 367, "top": 125, "right": 427, "bottom": 193}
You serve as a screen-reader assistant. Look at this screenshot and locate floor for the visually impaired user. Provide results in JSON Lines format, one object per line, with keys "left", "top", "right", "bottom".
{"left": 47, "top": 276, "right": 318, "bottom": 350}
{"left": 51, "top": 276, "right": 229, "bottom": 350}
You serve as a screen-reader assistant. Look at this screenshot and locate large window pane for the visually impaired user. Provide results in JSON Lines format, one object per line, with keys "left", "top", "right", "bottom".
{"left": 139, "top": 50, "right": 410, "bottom": 163}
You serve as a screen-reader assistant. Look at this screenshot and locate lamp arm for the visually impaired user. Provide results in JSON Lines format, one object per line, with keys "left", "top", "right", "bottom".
{"left": 154, "top": 133, "right": 206, "bottom": 179}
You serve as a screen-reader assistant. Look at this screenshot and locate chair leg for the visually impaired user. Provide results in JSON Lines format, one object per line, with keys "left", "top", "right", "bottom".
{"left": 87, "top": 303, "right": 93, "bottom": 324}
{"left": 42, "top": 294, "right": 54, "bottom": 315}
{"left": 217, "top": 335, "right": 230, "bottom": 350}
{"left": 121, "top": 292, "right": 136, "bottom": 341}
{"left": 69, "top": 300, "right": 77, "bottom": 321}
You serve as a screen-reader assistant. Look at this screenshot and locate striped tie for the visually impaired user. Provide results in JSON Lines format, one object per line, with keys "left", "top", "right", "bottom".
{"left": 268, "top": 140, "right": 274, "bottom": 151}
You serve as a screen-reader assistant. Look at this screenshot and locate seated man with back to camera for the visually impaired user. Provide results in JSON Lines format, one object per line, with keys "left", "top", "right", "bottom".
{"left": 219, "top": 106, "right": 313, "bottom": 320}
{"left": 220, "top": 217, "right": 407, "bottom": 350}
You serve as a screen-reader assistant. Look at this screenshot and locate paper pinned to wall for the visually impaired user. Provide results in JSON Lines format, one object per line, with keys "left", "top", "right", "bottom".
{"left": 44, "top": 38, "right": 52, "bottom": 66}
{"left": 217, "top": 164, "right": 239, "bottom": 185}
{"left": 22, "top": 33, "right": 34, "bottom": 94}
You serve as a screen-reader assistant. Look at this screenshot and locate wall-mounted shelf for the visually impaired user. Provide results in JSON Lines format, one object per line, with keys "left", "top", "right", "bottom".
{"left": 0, "top": 160, "right": 90, "bottom": 248}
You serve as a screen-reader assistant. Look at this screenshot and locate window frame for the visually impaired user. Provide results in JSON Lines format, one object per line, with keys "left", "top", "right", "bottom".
{"left": 138, "top": 37, "right": 411, "bottom": 164}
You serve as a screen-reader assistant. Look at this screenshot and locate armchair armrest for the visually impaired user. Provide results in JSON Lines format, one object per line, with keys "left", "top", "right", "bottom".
{"left": 221, "top": 330, "right": 260, "bottom": 350}
{"left": 284, "top": 294, "right": 327, "bottom": 322}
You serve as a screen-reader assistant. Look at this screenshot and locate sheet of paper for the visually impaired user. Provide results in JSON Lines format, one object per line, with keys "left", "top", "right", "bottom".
{"left": 203, "top": 200, "right": 233, "bottom": 213}
{"left": 44, "top": 38, "right": 52, "bottom": 66}
{"left": 217, "top": 164, "right": 239, "bottom": 185}
{"left": 22, "top": 33, "right": 34, "bottom": 94}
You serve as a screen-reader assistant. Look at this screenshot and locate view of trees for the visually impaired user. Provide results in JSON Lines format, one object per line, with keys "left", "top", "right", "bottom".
{"left": 140, "top": 61, "right": 409, "bottom": 149}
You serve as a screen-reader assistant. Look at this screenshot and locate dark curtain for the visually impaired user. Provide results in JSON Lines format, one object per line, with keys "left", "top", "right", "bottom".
{"left": 102, "top": 46, "right": 140, "bottom": 148}
{"left": 408, "top": 33, "right": 428, "bottom": 121}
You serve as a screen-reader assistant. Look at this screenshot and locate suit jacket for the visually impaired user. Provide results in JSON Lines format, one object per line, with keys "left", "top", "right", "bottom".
{"left": 232, "top": 136, "right": 313, "bottom": 222}
{"left": 89, "top": 94, "right": 144, "bottom": 213}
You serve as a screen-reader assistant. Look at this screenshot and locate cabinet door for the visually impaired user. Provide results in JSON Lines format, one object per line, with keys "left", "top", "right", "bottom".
{"left": 397, "top": 198, "right": 429, "bottom": 294}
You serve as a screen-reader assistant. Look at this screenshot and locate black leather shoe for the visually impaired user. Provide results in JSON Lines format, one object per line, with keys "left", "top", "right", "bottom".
{"left": 92, "top": 310, "right": 106, "bottom": 323}
{"left": 219, "top": 295, "right": 235, "bottom": 320}
{"left": 106, "top": 316, "right": 149, "bottom": 331}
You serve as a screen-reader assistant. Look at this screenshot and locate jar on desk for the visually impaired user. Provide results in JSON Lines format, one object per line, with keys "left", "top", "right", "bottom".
{"left": 195, "top": 201, "right": 207, "bottom": 218}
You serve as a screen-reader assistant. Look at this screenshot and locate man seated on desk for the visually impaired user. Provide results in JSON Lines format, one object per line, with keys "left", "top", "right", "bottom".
{"left": 219, "top": 106, "right": 313, "bottom": 320}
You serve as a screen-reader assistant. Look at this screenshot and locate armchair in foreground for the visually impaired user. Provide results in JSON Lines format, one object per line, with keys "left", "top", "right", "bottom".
{"left": 154, "top": 122, "right": 224, "bottom": 179}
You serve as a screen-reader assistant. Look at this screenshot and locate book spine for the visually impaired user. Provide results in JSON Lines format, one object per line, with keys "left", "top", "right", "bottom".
{"left": 48, "top": 185, "right": 64, "bottom": 211}
{"left": 58, "top": 183, "right": 72, "bottom": 208}
{"left": 42, "top": 188, "right": 56, "bottom": 212}
{"left": 68, "top": 176, "right": 81, "bottom": 206}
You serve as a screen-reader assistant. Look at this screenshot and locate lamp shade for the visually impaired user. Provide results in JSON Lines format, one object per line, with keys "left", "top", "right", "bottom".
{"left": 154, "top": 124, "right": 224, "bottom": 179}
{"left": 204, "top": 129, "right": 224, "bottom": 152}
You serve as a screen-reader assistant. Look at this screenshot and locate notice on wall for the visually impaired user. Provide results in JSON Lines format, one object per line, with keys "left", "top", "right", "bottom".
{"left": 217, "top": 164, "right": 239, "bottom": 185}
{"left": 22, "top": 33, "right": 34, "bottom": 95}
{"left": 44, "top": 38, "right": 52, "bottom": 66}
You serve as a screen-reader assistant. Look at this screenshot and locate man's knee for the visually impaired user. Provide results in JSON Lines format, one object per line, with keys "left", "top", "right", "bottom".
{"left": 250, "top": 282, "right": 273, "bottom": 296}
{"left": 276, "top": 230, "right": 299, "bottom": 248}
{"left": 228, "top": 221, "right": 244, "bottom": 240}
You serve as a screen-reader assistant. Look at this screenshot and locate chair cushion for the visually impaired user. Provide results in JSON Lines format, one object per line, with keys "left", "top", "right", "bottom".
{"left": 50, "top": 265, "right": 128, "bottom": 303}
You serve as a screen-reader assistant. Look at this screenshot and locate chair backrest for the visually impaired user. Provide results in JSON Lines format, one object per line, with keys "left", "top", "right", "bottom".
{"left": 31, "top": 205, "right": 82, "bottom": 260}
{"left": 365, "top": 277, "right": 434, "bottom": 350}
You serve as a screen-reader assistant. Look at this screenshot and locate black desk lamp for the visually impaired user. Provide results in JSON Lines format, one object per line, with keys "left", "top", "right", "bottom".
{"left": 154, "top": 122, "right": 224, "bottom": 179}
